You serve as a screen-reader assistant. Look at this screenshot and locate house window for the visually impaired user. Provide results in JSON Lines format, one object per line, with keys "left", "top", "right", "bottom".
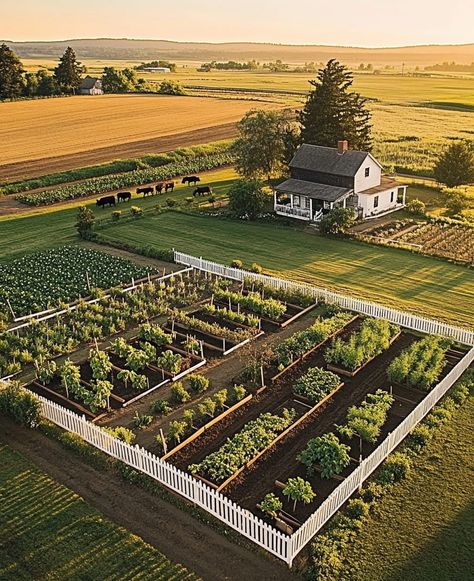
{"left": 390, "top": 191, "right": 394, "bottom": 203}
{"left": 374, "top": 195, "right": 379, "bottom": 208}
{"left": 365, "top": 167, "right": 370, "bottom": 178}
{"left": 304, "top": 197, "right": 311, "bottom": 210}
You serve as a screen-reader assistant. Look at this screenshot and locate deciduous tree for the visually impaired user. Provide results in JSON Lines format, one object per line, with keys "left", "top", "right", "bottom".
{"left": 434, "top": 141, "right": 474, "bottom": 188}
{"left": 0, "top": 43, "right": 24, "bottom": 99}
{"left": 228, "top": 179, "right": 268, "bottom": 220}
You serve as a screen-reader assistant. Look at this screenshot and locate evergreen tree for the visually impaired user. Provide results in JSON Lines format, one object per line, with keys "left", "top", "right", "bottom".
{"left": 54, "top": 46, "right": 83, "bottom": 94}
{"left": 300, "top": 59, "right": 372, "bottom": 151}
{"left": 434, "top": 141, "right": 474, "bottom": 187}
{"left": 0, "top": 43, "right": 25, "bottom": 99}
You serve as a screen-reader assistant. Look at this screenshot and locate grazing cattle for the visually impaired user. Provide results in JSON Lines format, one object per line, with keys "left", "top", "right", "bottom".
{"left": 117, "top": 191, "right": 131, "bottom": 203}
{"left": 164, "top": 181, "right": 175, "bottom": 192}
{"left": 193, "top": 186, "right": 212, "bottom": 197}
{"left": 137, "top": 186, "right": 154, "bottom": 197}
{"left": 182, "top": 175, "right": 201, "bottom": 186}
{"left": 155, "top": 182, "right": 164, "bottom": 194}
{"left": 96, "top": 195, "right": 116, "bottom": 208}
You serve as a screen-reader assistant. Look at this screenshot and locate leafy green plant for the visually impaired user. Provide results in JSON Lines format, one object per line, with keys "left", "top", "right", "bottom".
{"left": 170, "top": 382, "right": 190, "bottom": 404}
{"left": 138, "top": 323, "right": 172, "bottom": 347}
{"left": 0, "top": 381, "right": 40, "bottom": 428}
{"left": 377, "top": 452, "right": 411, "bottom": 485}
{"left": 260, "top": 493, "right": 282, "bottom": 519}
{"left": 104, "top": 425, "right": 136, "bottom": 444}
{"left": 133, "top": 412, "right": 153, "bottom": 430}
{"left": 150, "top": 399, "right": 172, "bottom": 415}
{"left": 338, "top": 389, "right": 394, "bottom": 444}
{"left": 293, "top": 367, "right": 341, "bottom": 403}
{"left": 188, "top": 373, "right": 209, "bottom": 394}
{"left": 35, "top": 358, "right": 57, "bottom": 385}
{"left": 298, "top": 433, "right": 351, "bottom": 478}
{"left": 283, "top": 477, "right": 315, "bottom": 512}
{"left": 168, "top": 420, "right": 187, "bottom": 443}
{"left": 89, "top": 349, "right": 112, "bottom": 380}
{"left": 157, "top": 350, "right": 183, "bottom": 375}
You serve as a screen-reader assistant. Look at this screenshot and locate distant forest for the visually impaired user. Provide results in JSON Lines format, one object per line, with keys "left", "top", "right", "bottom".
{"left": 425, "top": 62, "right": 474, "bottom": 73}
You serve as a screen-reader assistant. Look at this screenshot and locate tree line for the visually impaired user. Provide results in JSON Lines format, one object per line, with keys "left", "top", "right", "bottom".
{"left": 0, "top": 44, "right": 185, "bottom": 100}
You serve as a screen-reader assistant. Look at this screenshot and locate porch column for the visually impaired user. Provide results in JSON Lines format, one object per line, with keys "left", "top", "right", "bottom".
{"left": 310, "top": 198, "right": 313, "bottom": 220}
{"left": 403, "top": 187, "right": 407, "bottom": 206}
{"left": 274, "top": 191, "right": 277, "bottom": 210}
{"left": 343, "top": 197, "right": 347, "bottom": 208}
{"left": 290, "top": 194, "right": 294, "bottom": 208}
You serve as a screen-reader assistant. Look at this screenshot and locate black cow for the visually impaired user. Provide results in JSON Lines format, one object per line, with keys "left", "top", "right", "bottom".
{"left": 182, "top": 175, "right": 201, "bottom": 186}
{"left": 164, "top": 181, "right": 175, "bottom": 192}
{"left": 96, "top": 195, "right": 116, "bottom": 208}
{"left": 193, "top": 186, "right": 212, "bottom": 197}
{"left": 137, "top": 186, "right": 154, "bottom": 197}
{"left": 155, "top": 182, "right": 164, "bottom": 194}
{"left": 117, "top": 191, "right": 131, "bottom": 202}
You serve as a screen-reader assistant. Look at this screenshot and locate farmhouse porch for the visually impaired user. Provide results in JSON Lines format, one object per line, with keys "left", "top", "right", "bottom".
{"left": 274, "top": 178, "right": 354, "bottom": 222}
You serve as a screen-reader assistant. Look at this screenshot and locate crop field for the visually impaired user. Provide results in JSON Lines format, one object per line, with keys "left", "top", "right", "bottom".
{"left": 0, "top": 444, "right": 198, "bottom": 580}
{"left": 0, "top": 95, "right": 268, "bottom": 181}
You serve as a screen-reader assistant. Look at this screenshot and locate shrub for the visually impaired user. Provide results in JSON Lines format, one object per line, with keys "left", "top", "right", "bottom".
{"left": 170, "top": 382, "right": 190, "bottom": 404}
{"left": 111, "top": 210, "right": 122, "bottom": 221}
{"left": 228, "top": 179, "right": 267, "bottom": 220}
{"left": 166, "top": 198, "right": 177, "bottom": 207}
{"left": 359, "top": 482, "right": 383, "bottom": 503}
{"left": 406, "top": 198, "right": 426, "bottom": 214}
{"left": 377, "top": 452, "right": 411, "bottom": 485}
{"left": 345, "top": 498, "right": 370, "bottom": 520}
{"left": 150, "top": 399, "right": 172, "bottom": 415}
{"left": 250, "top": 262, "right": 263, "bottom": 274}
{"left": 104, "top": 426, "right": 135, "bottom": 444}
{"left": 131, "top": 205, "right": 143, "bottom": 216}
{"left": 75, "top": 206, "right": 95, "bottom": 238}
{"left": 168, "top": 420, "right": 187, "bottom": 443}
{"left": 260, "top": 493, "right": 282, "bottom": 519}
{"left": 319, "top": 208, "right": 356, "bottom": 235}
{"left": 229, "top": 384, "right": 246, "bottom": 404}
{"left": 231, "top": 259, "right": 243, "bottom": 269}
{"left": 0, "top": 382, "right": 40, "bottom": 428}
{"left": 406, "top": 424, "right": 432, "bottom": 453}
{"left": 450, "top": 382, "right": 470, "bottom": 405}
{"left": 424, "top": 406, "right": 452, "bottom": 428}
{"left": 188, "top": 373, "right": 209, "bottom": 394}
{"left": 298, "top": 432, "right": 350, "bottom": 478}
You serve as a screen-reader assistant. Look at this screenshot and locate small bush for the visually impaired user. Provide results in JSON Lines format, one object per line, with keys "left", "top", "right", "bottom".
{"left": 150, "top": 399, "right": 172, "bottom": 415}
{"left": 450, "top": 382, "right": 470, "bottom": 405}
{"left": 166, "top": 198, "right": 177, "bottom": 207}
{"left": 424, "top": 406, "right": 452, "bottom": 428}
{"left": 111, "top": 210, "right": 122, "bottom": 221}
{"left": 260, "top": 493, "right": 282, "bottom": 518}
{"left": 0, "top": 382, "right": 40, "bottom": 428}
{"left": 345, "top": 498, "right": 370, "bottom": 520}
{"left": 104, "top": 426, "right": 135, "bottom": 444}
{"left": 406, "top": 424, "right": 432, "bottom": 453}
{"left": 133, "top": 412, "right": 153, "bottom": 429}
{"left": 170, "top": 382, "right": 190, "bottom": 404}
{"left": 250, "top": 262, "right": 263, "bottom": 274}
{"left": 188, "top": 374, "right": 209, "bottom": 394}
{"left": 185, "top": 197, "right": 194, "bottom": 205}
{"left": 131, "top": 205, "right": 143, "bottom": 216}
{"left": 229, "top": 384, "right": 247, "bottom": 404}
{"left": 377, "top": 452, "right": 411, "bottom": 485}
{"left": 406, "top": 198, "right": 426, "bottom": 214}
{"left": 231, "top": 259, "right": 243, "bottom": 269}
{"left": 359, "top": 482, "right": 383, "bottom": 504}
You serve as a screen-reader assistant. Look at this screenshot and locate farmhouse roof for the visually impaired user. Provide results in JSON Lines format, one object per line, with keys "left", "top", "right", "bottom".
{"left": 275, "top": 178, "right": 351, "bottom": 202}
{"left": 290, "top": 144, "right": 379, "bottom": 177}
{"left": 80, "top": 76, "right": 100, "bottom": 89}
{"left": 359, "top": 176, "right": 405, "bottom": 195}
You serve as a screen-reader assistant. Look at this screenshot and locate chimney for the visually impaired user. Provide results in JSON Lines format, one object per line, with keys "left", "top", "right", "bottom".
{"left": 338, "top": 140, "right": 349, "bottom": 154}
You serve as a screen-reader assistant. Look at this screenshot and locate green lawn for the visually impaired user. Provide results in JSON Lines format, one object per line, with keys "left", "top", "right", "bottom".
{"left": 99, "top": 211, "right": 474, "bottom": 328}
{"left": 0, "top": 444, "right": 198, "bottom": 580}
{"left": 338, "top": 395, "right": 474, "bottom": 581}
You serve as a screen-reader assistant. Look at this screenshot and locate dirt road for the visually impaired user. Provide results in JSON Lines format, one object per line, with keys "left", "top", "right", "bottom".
{"left": 0, "top": 417, "right": 296, "bottom": 581}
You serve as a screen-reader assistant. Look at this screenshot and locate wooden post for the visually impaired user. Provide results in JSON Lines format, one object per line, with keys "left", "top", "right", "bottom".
{"left": 200, "top": 341, "right": 204, "bottom": 360}
{"left": 85, "top": 271, "right": 91, "bottom": 291}
{"left": 160, "top": 429, "right": 168, "bottom": 455}
{"left": 223, "top": 338, "right": 226, "bottom": 353}
{"left": 260, "top": 365, "right": 265, "bottom": 388}
{"left": 6, "top": 298, "right": 16, "bottom": 320}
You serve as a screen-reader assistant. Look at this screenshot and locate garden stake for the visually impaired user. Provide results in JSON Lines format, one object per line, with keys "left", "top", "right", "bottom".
{"left": 159, "top": 429, "right": 168, "bottom": 455}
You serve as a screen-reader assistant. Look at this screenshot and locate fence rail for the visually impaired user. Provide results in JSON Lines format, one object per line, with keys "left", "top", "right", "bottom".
{"left": 174, "top": 251, "right": 474, "bottom": 347}
{"left": 15, "top": 251, "right": 473, "bottom": 567}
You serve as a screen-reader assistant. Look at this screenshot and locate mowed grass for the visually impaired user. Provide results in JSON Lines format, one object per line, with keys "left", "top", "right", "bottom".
{"left": 338, "top": 395, "right": 474, "bottom": 581}
{"left": 100, "top": 211, "right": 474, "bottom": 328}
{"left": 0, "top": 444, "right": 198, "bottom": 580}
{"left": 0, "top": 94, "right": 268, "bottom": 165}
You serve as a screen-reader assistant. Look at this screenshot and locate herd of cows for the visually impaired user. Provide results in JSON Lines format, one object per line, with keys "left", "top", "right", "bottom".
{"left": 96, "top": 175, "right": 212, "bottom": 208}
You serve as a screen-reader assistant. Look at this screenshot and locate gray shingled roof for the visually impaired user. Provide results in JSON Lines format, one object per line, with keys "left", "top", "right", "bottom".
{"left": 275, "top": 178, "right": 351, "bottom": 202}
{"left": 80, "top": 76, "right": 101, "bottom": 89}
{"left": 290, "top": 144, "right": 370, "bottom": 177}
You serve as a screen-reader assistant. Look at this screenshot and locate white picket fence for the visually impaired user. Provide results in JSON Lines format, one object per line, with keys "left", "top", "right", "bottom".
{"left": 22, "top": 252, "right": 474, "bottom": 566}
{"left": 173, "top": 251, "right": 474, "bottom": 347}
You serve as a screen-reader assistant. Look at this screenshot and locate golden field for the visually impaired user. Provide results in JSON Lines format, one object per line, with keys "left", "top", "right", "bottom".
{"left": 0, "top": 94, "right": 269, "bottom": 166}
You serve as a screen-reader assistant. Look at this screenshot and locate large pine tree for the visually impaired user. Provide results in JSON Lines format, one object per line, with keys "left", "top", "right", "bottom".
{"left": 300, "top": 59, "right": 372, "bottom": 151}
{"left": 54, "top": 47, "right": 83, "bottom": 94}
{"left": 0, "top": 44, "right": 25, "bottom": 100}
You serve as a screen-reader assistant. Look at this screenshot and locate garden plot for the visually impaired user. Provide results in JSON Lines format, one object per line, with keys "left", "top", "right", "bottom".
{"left": 160, "top": 305, "right": 467, "bottom": 532}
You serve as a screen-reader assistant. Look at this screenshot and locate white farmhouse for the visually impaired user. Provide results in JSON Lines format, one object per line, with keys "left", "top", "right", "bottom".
{"left": 79, "top": 76, "right": 103, "bottom": 95}
{"left": 274, "top": 141, "right": 407, "bottom": 221}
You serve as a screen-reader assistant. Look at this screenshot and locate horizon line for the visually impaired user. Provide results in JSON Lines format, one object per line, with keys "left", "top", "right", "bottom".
{"left": 2, "top": 37, "right": 474, "bottom": 50}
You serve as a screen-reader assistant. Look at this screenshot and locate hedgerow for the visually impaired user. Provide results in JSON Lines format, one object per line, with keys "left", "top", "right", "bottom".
{"left": 16, "top": 152, "right": 235, "bottom": 206}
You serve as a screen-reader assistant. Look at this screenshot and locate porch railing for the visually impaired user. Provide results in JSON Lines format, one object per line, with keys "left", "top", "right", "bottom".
{"left": 274, "top": 203, "right": 311, "bottom": 219}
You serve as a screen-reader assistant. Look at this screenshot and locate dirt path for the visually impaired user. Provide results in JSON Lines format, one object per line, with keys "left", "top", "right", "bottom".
{"left": 0, "top": 417, "right": 296, "bottom": 581}
{"left": 0, "top": 123, "right": 238, "bottom": 183}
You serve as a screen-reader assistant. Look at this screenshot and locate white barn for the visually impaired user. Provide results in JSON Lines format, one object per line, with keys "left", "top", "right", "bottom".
{"left": 274, "top": 141, "right": 407, "bottom": 221}
{"left": 80, "top": 76, "right": 103, "bottom": 95}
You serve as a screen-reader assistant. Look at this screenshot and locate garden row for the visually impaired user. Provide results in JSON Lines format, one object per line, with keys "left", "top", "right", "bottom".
{"left": 16, "top": 153, "right": 234, "bottom": 206}
{"left": 0, "top": 246, "right": 157, "bottom": 322}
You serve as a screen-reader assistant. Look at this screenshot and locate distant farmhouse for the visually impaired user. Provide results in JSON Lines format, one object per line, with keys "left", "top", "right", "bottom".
{"left": 143, "top": 67, "right": 171, "bottom": 73}
{"left": 80, "top": 76, "right": 103, "bottom": 95}
{"left": 274, "top": 141, "right": 407, "bottom": 221}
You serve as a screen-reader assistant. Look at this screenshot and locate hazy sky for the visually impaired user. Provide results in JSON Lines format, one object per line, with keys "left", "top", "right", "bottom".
{"left": 2, "top": 0, "right": 473, "bottom": 46}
